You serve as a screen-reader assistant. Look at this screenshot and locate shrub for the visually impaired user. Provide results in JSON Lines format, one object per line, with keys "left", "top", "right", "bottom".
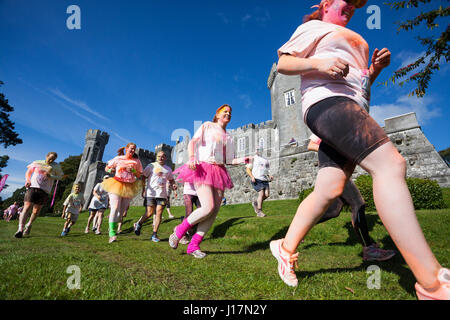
{"left": 300, "top": 175, "right": 446, "bottom": 211}
{"left": 355, "top": 175, "right": 445, "bottom": 211}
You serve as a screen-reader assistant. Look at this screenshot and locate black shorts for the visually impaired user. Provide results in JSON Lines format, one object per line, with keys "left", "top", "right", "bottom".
{"left": 252, "top": 179, "right": 270, "bottom": 192}
{"left": 144, "top": 197, "right": 167, "bottom": 207}
{"left": 306, "top": 96, "right": 390, "bottom": 173}
{"left": 24, "top": 187, "right": 49, "bottom": 206}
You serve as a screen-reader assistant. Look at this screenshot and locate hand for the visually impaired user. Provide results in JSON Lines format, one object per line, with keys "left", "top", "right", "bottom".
{"left": 269, "top": 176, "right": 274, "bottom": 182}
{"left": 188, "top": 159, "right": 197, "bottom": 170}
{"left": 371, "top": 48, "right": 391, "bottom": 71}
{"left": 97, "top": 195, "right": 102, "bottom": 200}
{"left": 251, "top": 177, "right": 256, "bottom": 183}
{"left": 316, "top": 57, "right": 349, "bottom": 79}
{"left": 25, "top": 181, "right": 31, "bottom": 188}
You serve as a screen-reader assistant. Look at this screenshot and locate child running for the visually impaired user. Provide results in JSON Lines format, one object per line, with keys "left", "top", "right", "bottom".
{"left": 179, "top": 182, "right": 201, "bottom": 244}
{"left": 61, "top": 184, "right": 84, "bottom": 236}
{"left": 169, "top": 104, "right": 250, "bottom": 258}
{"left": 102, "top": 143, "right": 143, "bottom": 243}
{"left": 271, "top": 0, "right": 449, "bottom": 300}
{"left": 133, "top": 151, "right": 177, "bottom": 242}
{"left": 85, "top": 175, "right": 110, "bottom": 235}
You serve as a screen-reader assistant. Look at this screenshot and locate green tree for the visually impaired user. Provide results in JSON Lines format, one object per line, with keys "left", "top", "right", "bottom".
{"left": 384, "top": 0, "right": 449, "bottom": 97}
{"left": 0, "top": 81, "right": 22, "bottom": 148}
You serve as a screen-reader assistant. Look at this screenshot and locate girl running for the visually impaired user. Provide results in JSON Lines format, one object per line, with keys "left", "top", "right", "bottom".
{"left": 61, "top": 184, "right": 84, "bottom": 236}
{"left": 169, "top": 104, "right": 250, "bottom": 258}
{"left": 271, "top": 0, "right": 449, "bottom": 300}
{"left": 86, "top": 175, "right": 110, "bottom": 234}
{"left": 102, "top": 143, "right": 143, "bottom": 243}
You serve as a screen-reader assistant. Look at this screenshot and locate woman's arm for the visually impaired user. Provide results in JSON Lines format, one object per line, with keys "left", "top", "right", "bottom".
{"left": 369, "top": 48, "right": 391, "bottom": 84}
{"left": 277, "top": 54, "right": 350, "bottom": 79}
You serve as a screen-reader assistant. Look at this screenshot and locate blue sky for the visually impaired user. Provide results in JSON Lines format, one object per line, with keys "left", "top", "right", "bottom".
{"left": 1, "top": 0, "right": 449, "bottom": 198}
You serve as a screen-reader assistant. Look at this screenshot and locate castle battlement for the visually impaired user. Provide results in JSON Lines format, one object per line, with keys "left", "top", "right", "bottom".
{"left": 85, "top": 129, "right": 109, "bottom": 142}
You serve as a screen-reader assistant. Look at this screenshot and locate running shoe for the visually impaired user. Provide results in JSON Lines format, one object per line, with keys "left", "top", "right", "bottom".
{"left": 169, "top": 227, "right": 180, "bottom": 249}
{"left": 270, "top": 239, "right": 299, "bottom": 287}
{"left": 23, "top": 224, "right": 32, "bottom": 236}
{"left": 92, "top": 227, "right": 97, "bottom": 232}
{"left": 14, "top": 230, "right": 23, "bottom": 238}
{"left": 95, "top": 230, "right": 101, "bottom": 235}
{"left": 151, "top": 234, "right": 160, "bottom": 243}
{"left": 179, "top": 235, "right": 190, "bottom": 245}
{"left": 109, "top": 236, "right": 117, "bottom": 243}
{"left": 84, "top": 228, "right": 89, "bottom": 234}
{"left": 363, "top": 244, "right": 396, "bottom": 262}
{"left": 415, "top": 268, "right": 450, "bottom": 300}
{"left": 61, "top": 230, "right": 67, "bottom": 237}
{"left": 251, "top": 201, "right": 259, "bottom": 214}
{"left": 257, "top": 211, "right": 266, "bottom": 218}
{"left": 168, "top": 213, "right": 175, "bottom": 219}
{"left": 189, "top": 249, "right": 207, "bottom": 259}
{"left": 134, "top": 223, "right": 142, "bottom": 236}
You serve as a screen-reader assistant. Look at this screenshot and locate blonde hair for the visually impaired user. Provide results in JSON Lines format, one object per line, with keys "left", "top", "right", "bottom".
{"left": 212, "top": 104, "right": 232, "bottom": 122}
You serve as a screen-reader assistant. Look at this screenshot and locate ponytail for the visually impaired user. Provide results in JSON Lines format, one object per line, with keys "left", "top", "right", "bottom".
{"left": 303, "top": 0, "right": 332, "bottom": 23}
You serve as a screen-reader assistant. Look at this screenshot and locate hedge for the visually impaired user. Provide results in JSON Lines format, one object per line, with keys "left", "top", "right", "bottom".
{"left": 298, "top": 175, "right": 446, "bottom": 211}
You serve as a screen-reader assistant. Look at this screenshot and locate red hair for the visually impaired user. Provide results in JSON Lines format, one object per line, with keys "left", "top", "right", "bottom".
{"left": 212, "top": 104, "right": 232, "bottom": 122}
{"left": 117, "top": 142, "right": 138, "bottom": 158}
{"left": 303, "top": 0, "right": 333, "bottom": 23}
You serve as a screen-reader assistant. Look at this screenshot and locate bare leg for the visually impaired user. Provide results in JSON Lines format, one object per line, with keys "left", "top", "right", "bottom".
{"left": 17, "top": 201, "right": 33, "bottom": 232}
{"left": 152, "top": 205, "right": 165, "bottom": 233}
{"left": 359, "top": 142, "right": 441, "bottom": 289}
{"left": 283, "top": 167, "right": 349, "bottom": 253}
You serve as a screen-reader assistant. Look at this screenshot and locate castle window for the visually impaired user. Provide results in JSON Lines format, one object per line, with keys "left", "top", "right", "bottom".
{"left": 284, "top": 89, "right": 295, "bottom": 106}
{"left": 237, "top": 137, "right": 246, "bottom": 152}
{"left": 258, "top": 138, "right": 265, "bottom": 150}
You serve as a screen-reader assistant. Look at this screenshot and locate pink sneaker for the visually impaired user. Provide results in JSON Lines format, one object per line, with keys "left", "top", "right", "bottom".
{"left": 270, "top": 239, "right": 299, "bottom": 287}
{"left": 415, "top": 268, "right": 450, "bottom": 300}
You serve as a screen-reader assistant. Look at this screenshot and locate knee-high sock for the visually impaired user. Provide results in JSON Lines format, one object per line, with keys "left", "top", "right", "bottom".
{"left": 109, "top": 222, "right": 118, "bottom": 237}
{"left": 187, "top": 233, "right": 204, "bottom": 254}
{"left": 175, "top": 218, "right": 192, "bottom": 239}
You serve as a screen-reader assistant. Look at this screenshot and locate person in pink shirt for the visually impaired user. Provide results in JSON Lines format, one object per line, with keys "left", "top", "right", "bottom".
{"left": 101, "top": 142, "right": 143, "bottom": 243}
{"left": 4, "top": 202, "right": 19, "bottom": 221}
{"left": 270, "top": 0, "right": 449, "bottom": 300}
{"left": 169, "top": 104, "right": 251, "bottom": 258}
{"left": 14, "top": 152, "right": 64, "bottom": 238}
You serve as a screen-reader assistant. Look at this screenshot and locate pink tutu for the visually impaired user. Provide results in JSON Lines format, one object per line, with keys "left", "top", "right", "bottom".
{"left": 174, "top": 162, "right": 233, "bottom": 191}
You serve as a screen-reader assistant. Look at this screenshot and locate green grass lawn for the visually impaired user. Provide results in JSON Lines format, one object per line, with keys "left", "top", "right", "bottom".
{"left": 0, "top": 199, "right": 449, "bottom": 300}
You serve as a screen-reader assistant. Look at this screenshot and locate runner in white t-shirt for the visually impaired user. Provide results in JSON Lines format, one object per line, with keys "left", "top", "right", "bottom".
{"left": 133, "top": 151, "right": 177, "bottom": 242}
{"left": 269, "top": 0, "right": 449, "bottom": 301}
{"left": 245, "top": 147, "right": 273, "bottom": 217}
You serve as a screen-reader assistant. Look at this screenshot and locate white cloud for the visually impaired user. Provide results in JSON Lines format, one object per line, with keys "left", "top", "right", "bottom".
{"left": 217, "top": 12, "right": 230, "bottom": 24}
{"left": 370, "top": 95, "right": 441, "bottom": 126}
{"left": 48, "top": 88, "right": 110, "bottom": 121}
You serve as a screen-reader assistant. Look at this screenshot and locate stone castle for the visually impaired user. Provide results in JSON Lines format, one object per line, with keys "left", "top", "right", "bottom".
{"left": 75, "top": 63, "right": 450, "bottom": 208}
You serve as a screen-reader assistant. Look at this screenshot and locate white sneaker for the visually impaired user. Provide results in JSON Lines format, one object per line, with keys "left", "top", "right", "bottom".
{"left": 169, "top": 228, "right": 180, "bottom": 249}
{"left": 270, "top": 239, "right": 299, "bottom": 287}
{"left": 189, "top": 249, "right": 207, "bottom": 259}
{"left": 179, "top": 236, "right": 190, "bottom": 245}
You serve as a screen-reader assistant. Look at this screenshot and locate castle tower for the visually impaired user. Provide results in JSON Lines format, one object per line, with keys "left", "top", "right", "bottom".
{"left": 135, "top": 147, "right": 155, "bottom": 170}
{"left": 267, "top": 63, "right": 311, "bottom": 152}
{"left": 75, "top": 129, "right": 109, "bottom": 209}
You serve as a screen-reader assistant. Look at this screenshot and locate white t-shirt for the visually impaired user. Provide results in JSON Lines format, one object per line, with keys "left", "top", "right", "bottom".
{"left": 190, "top": 121, "right": 236, "bottom": 165}
{"left": 183, "top": 182, "right": 197, "bottom": 196}
{"left": 89, "top": 182, "right": 109, "bottom": 209}
{"left": 278, "top": 20, "right": 371, "bottom": 118}
{"left": 27, "top": 160, "right": 64, "bottom": 194}
{"left": 143, "top": 162, "right": 174, "bottom": 198}
{"left": 246, "top": 155, "right": 270, "bottom": 181}
{"left": 64, "top": 193, "right": 85, "bottom": 215}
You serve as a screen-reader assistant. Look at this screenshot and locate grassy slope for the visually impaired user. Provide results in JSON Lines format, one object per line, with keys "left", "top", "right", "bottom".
{"left": 0, "top": 199, "right": 449, "bottom": 300}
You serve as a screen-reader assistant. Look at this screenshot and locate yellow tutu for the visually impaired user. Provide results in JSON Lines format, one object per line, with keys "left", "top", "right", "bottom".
{"left": 101, "top": 178, "right": 142, "bottom": 198}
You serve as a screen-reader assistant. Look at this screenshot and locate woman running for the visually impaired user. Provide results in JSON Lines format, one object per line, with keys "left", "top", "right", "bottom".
{"left": 169, "top": 104, "right": 250, "bottom": 258}
{"left": 86, "top": 175, "right": 110, "bottom": 234}
{"left": 15, "top": 152, "right": 64, "bottom": 238}
{"left": 102, "top": 143, "right": 143, "bottom": 243}
{"left": 270, "top": 0, "right": 449, "bottom": 300}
